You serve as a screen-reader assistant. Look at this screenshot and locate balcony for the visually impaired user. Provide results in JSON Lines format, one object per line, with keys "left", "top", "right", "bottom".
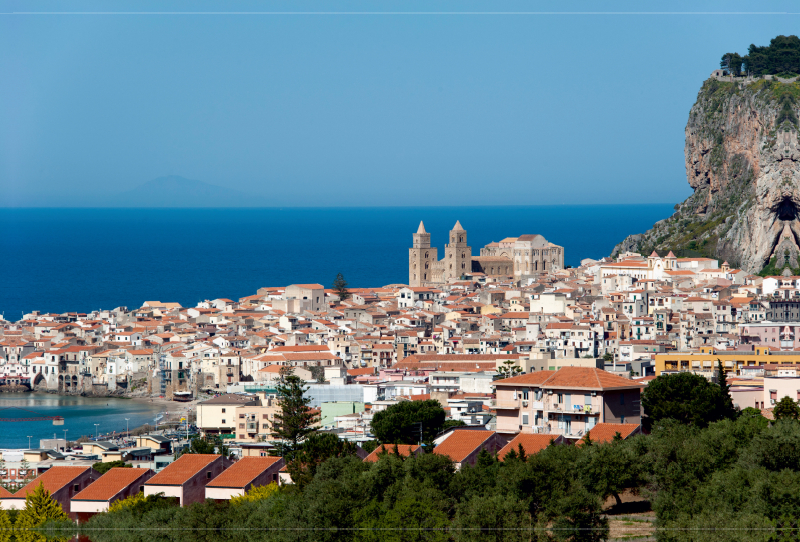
{"left": 494, "top": 399, "right": 521, "bottom": 409}
{"left": 548, "top": 403, "right": 598, "bottom": 415}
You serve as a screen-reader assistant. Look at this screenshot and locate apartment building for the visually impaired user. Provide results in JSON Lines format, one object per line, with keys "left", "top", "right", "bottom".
{"left": 493, "top": 367, "right": 642, "bottom": 440}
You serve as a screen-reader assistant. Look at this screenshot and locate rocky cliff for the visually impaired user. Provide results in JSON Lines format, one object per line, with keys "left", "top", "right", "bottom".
{"left": 614, "top": 77, "right": 800, "bottom": 273}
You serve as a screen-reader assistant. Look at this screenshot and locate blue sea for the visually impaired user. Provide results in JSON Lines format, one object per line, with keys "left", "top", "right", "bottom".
{"left": 0, "top": 394, "right": 166, "bottom": 449}
{"left": 0, "top": 205, "right": 673, "bottom": 318}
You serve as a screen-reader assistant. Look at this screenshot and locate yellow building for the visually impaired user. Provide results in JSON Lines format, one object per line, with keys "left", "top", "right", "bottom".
{"left": 655, "top": 346, "right": 800, "bottom": 377}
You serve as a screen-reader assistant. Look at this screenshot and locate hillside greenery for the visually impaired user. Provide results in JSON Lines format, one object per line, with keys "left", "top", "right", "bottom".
{"left": 29, "top": 413, "right": 795, "bottom": 542}
{"left": 722, "top": 35, "right": 800, "bottom": 77}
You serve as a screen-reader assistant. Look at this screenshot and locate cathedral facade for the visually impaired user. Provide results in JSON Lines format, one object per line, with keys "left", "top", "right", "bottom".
{"left": 408, "top": 221, "right": 565, "bottom": 286}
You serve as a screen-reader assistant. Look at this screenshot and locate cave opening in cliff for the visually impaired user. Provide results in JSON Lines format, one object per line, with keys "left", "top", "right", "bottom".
{"left": 777, "top": 198, "right": 798, "bottom": 221}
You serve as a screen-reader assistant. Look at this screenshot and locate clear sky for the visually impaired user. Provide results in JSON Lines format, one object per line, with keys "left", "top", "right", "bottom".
{"left": 2, "top": 0, "right": 798, "bottom": 206}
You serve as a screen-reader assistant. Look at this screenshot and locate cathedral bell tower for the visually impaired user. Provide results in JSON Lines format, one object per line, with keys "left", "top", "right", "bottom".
{"left": 444, "top": 220, "right": 471, "bottom": 281}
{"left": 409, "top": 221, "right": 437, "bottom": 286}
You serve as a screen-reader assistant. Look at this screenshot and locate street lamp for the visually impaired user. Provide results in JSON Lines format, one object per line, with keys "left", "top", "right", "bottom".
{"left": 94, "top": 424, "right": 99, "bottom": 439}
{"left": 26, "top": 436, "right": 32, "bottom": 449}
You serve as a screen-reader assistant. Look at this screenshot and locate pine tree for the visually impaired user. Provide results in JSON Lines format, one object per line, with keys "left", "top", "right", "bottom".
{"left": 16, "top": 482, "right": 69, "bottom": 529}
{"left": 0, "top": 504, "right": 10, "bottom": 537}
{"left": 271, "top": 372, "right": 319, "bottom": 459}
{"left": 774, "top": 396, "right": 800, "bottom": 420}
{"left": 517, "top": 443, "right": 527, "bottom": 462}
{"left": 332, "top": 273, "right": 351, "bottom": 301}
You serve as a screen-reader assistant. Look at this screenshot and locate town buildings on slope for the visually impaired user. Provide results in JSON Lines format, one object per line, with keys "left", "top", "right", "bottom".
{"left": 2, "top": 224, "right": 800, "bottom": 462}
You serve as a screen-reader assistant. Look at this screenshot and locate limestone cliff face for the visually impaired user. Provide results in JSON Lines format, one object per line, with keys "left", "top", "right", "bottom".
{"left": 614, "top": 78, "right": 800, "bottom": 273}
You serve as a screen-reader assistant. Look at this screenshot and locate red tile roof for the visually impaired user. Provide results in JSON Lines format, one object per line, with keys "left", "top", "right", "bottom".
{"left": 73, "top": 468, "right": 151, "bottom": 502}
{"left": 146, "top": 454, "right": 220, "bottom": 486}
{"left": 0, "top": 486, "right": 11, "bottom": 498}
{"left": 497, "top": 433, "right": 559, "bottom": 460}
{"left": 433, "top": 430, "right": 494, "bottom": 463}
{"left": 206, "top": 457, "right": 281, "bottom": 488}
{"left": 363, "top": 444, "right": 422, "bottom": 463}
{"left": 12, "top": 466, "right": 92, "bottom": 499}
{"left": 494, "top": 367, "right": 641, "bottom": 390}
{"left": 586, "top": 423, "right": 641, "bottom": 444}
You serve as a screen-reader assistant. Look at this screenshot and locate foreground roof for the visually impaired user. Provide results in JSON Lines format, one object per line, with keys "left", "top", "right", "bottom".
{"left": 497, "top": 433, "right": 559, "bottom": 460}
{"left": 586, "top": 423, "right": 641, "bottom": 443}
{"left": 363, "top": 444, "right": 422, "bottom": 463}
{"left": 12, "top": 466, "right": 92, "bottom": 499}
{"left": 433, "top": 430, "right": 495, "bottom": 463}
{"left": 206, "top": 457, "right": 281, "bottom": 488}
{"left": 146, "top": 454, "right": 220, "bottom": 486}
{"left": 73, "top": 468, "right": 151, "bottom": 502}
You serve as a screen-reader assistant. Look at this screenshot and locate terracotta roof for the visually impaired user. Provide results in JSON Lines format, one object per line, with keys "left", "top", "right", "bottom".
{"left": 494, "top": 367, "right": 641, "bottom": 390}
{"left": 348, "top": 367, "right": 376, "bottom": 376}
{"left": 73, "top": 468, "right": 151, "bottom": 502}
{"left": 498, "top": 433, "right": 559, "bottom": 460}
{"left": 363, "top": 444, "right": 422, "bottom": 462}
{"left": 146, "top": 454, "right": 220, "bottom": 486}
{"left": 0, "top": 486, "right": 11, "bottom": 498}
{"left": 433, "top": 430, "right": 494, "bottom": 463}
{"left": 206, "top": 457, "right": 281, "bottom": 488}
{"left": 586, "top": 423, "right": 641, "bottom": 444}
{"left": 12, "top": 467, "right": 92, "bottom": 499}
{"left": 491, "top": 371, "right": 555, "bottom": 386}
{"left": 270, "top": 345, "right": 328, "bottom": 352}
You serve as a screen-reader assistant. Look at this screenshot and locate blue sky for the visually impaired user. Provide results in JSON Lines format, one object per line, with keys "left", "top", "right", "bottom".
{"left": 2, "top": 0, "right": 798, "bottom": 206}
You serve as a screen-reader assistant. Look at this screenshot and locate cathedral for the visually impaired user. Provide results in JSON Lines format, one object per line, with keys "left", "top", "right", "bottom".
{"left": 408, "top": 221, "right": 565, "bottom": 286}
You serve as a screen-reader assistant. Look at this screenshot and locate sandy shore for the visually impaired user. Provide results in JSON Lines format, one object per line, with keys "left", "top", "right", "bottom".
{"left": 130, "top": 395, "right": 199, "bottom": 413}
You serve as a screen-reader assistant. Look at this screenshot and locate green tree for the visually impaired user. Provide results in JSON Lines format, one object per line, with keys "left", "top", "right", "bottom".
{"left": 185, "top": 435, "right": 229, "bottom": 457}
{"left": 602, "top": 352, "right": 613, "bottom": 363}
{"left": 496, "top": 359, "right": 523, "bottom": 379}
{"left": 332, "top": 272, "right": 351, "bottom": 301}
{"left": 441, "top": 419, "right": 467, "bottom": 432}
{"left": 0, "top": 504, "right": 9, "bottom": 542}
{"left": 642, "top": 372, "right": 736, "bottom": 430}
{"left": 578, "top": 440, "right": 640, "bottom": 507}
{"left": 720, "top": 52, "right": 744, "bottom": 76}
{"left": 370, "top": 400, "right": 446, "bottom": 444}
{"left": 309, "top": 366, "right": 327, "bottom": 383}
{"left": 773, "top": 396, "right": 800, "bottom": 420}
{"left": 717, "top": 358, "right": 731, "bottom": 397}
{"left": 92, "top": 460, "right": 132, "bottom": 475}
{"left": 16, "top": 482, "right": 69, "bottom": 528}
{"left": 287, "top": 432, "right": 358, "bottom": 489}
{"left": 452, "top": 493, "right": 532, "bottom": 542}
{"left": 229, "top": 483, "right": 279, "bottom": 506}
{"left": 271, "top": 372, "right": 319, "bottom": 458}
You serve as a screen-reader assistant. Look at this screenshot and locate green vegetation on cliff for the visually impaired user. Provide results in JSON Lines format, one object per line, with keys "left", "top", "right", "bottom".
{"left": 722, "top": 34, "right": 800, "bottom": 77}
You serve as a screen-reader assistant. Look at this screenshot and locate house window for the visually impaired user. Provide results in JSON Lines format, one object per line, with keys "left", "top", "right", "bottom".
{"left": 522, "top": 413, "right": 529, "bottom": 425}
{"left": 207, "top": 471, "right": 212, "bottom": 479}
{"left": 221, "top": 408, "right": 226, "bottom": 413}
{"left": 620, "top": 394, "right": 625, "bottom": 405}
{"left": 557, "top": 393, "right": 563, "bottom": 403}
{"left": 74, "top": 484, "right": 80, "bottom": 492}
{"left": 522, "top": 389, "right": 529, "bottom": 400}
{"left": 222, "top": 419, "right": 226, "bottom": 424}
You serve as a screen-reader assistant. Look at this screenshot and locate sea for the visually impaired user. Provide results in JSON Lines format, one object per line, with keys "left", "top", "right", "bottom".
{"left": 0, "top": 394, "right": 166, "bottom": 449}
{"left": 0, "top": 205, "right": 673, "bottom": 319}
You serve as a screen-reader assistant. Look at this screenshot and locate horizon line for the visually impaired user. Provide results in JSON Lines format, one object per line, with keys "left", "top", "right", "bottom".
{"left": 0, "top": 203, "right": 677, "bottom": 210}
{"left": 3, "top": 11, "right": 797, "bottom": 16}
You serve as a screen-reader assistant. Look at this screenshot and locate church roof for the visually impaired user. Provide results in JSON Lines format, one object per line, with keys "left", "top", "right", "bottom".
{"left": 666, "top": 251, "right": 676, "bottom": 258}
{"left": 416, "top": 221, "right": 427, "bottom": 234}
{"left": 452, "top": 220, "right": 465, "bottom": 231}
{"left": 650, "top": 251, "right": 659, "bottom": 257}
